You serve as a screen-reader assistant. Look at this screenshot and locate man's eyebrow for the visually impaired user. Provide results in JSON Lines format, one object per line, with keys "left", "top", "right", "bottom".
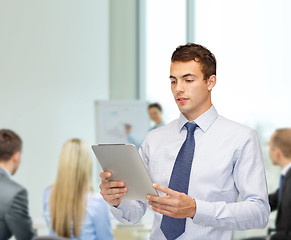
{"left": 169, "top": 73, "right": 198, "bottom": 79}
{"left": 182, "top": 73, "right": 197, "bottom": 78}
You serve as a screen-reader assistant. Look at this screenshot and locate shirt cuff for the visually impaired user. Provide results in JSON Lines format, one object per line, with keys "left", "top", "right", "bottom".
{"left": 192, "top": 199, "right": 216, "bottom": 224}
{"left": 109, "top": 200, "right": 130, "bottom": 218}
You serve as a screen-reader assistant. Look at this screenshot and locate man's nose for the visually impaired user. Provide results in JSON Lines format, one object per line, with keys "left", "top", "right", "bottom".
{"left": 176, "top": 80, "right": 185, "bottom": 93}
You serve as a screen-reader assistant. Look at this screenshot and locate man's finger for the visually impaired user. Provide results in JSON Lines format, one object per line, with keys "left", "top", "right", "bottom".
{"left": 151, "top": 206, "right": 173, "bottom": 217}
{"left": 104, "top": 192, "right": 126, "bottom": 202}
{"left": 101, "top": 181, "right": 125, "bottom": 190}
{"left": 150, "top": 202, "right": 177, "bottom": 213}
{"left": 100, "top": 171, "right": 111, "bottom": 181}
{"left": 147, "top": 194, "right": 173, "bottom": 207}
{"left": 102, "top": 187, "right": 127, "bottom": 196}
{"left": 152, "top": 183, "right": 177, "bottom": 196}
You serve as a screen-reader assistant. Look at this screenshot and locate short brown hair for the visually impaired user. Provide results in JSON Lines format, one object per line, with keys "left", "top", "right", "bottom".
{"left": 148, "top": 103, "right": 162, "bottom": 112}
{"left": 171, "top": 43, "right": 216, "bottom": 80}
{"left": 0, "top": 129, "right": 22, "bottom": 161}
{"left": 272, "top": 128, "right": 291, "bottom": 158}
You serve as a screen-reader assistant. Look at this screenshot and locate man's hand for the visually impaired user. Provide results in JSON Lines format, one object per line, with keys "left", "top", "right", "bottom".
{"left": 147, "top": 183, "right": 196, "bottom": 218}
{"left": 99, "top": 171, "right": 127, "bottom": 207}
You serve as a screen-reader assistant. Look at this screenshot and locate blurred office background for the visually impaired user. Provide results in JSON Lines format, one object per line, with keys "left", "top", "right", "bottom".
{"left": 1, "top": 0, "right": 291, "bottom": 239}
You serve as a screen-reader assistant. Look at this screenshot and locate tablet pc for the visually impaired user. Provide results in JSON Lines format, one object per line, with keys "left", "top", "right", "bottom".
{"left": 91, "top": 144, "right": 158, "bottom": 200}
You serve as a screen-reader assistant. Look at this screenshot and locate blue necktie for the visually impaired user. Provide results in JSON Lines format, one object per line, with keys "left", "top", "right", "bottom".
{"left": 160, "top": 122, "right": 198, "bottom": 240}
{"left": 278, "top": 174, "right": 285, "bottom": 203}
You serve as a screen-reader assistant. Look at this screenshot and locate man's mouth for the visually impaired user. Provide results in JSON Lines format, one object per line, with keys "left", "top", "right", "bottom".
{"left": 176, "top": 97, "right": 189, "bottom": 103}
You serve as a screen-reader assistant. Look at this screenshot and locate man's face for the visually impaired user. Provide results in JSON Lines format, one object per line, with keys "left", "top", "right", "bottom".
{"left": 170, "top": 60, "right": 212, "bottom": 120}
{"left": 148, "top": 107, "right": 162, "bottom": 123}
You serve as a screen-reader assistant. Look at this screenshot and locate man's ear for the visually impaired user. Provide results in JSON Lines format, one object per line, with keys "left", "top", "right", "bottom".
{"left": 207, "top": 75, "right": 216, "bottom": 91}
{"left": 11, "top": 151, "right": 20, "bottom": 164}
{"left": 275, "top": 147, "right": 282, "bottom": 160}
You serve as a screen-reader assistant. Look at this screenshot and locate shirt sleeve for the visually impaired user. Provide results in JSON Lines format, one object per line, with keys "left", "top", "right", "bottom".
{"left": 192, "top": 129, "right": 270, "bottom": 230}
{"left": 43, "top": 188, "right": 56, "bottom": 236}
{"left": 5, "top": 188, "right": 36, "bottom": 240}
{"left": 110, "top": 199, "right": 147, "bottom": 224}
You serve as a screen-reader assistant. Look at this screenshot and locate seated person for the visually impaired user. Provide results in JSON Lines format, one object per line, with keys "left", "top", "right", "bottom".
{"left": 242, "top": 128, "right": 291, "bottom": 240}
{"left": 267, "top": 128, "right": 291, "bottom": 240}
{"left": 43, "top": 138, "right": 114, "bottom": 240}
{"left": 0, "top": 129, "right": 36, "bottom": 240}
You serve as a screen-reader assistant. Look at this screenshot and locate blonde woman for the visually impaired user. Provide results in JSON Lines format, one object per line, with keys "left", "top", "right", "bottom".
{"left": 43, "top": 138, "right": 113, "bottom": 240}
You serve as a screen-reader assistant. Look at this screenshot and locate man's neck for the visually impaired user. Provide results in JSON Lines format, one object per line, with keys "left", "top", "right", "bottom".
{"left": 0, "top": 162, "right": 13, "bottom": 175}
{"left": 182, "top": 103, "right": 212, "bottom": 121}
{"left": 155, "top": 119, "right": 163, "bottom": 125}
{"left": 281, "top": 159, "right": 291, "bottom": 169}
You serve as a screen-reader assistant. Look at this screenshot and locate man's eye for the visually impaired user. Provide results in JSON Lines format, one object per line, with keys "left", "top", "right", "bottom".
{"left": 186, "top": 79, "right": 194, "bottom": 82}
{"left": 171, "top": 81, "right": 176, "bottom": 84}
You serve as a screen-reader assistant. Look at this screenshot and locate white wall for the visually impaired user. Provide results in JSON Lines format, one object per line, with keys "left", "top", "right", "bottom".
{"left": 0, "top": 0, "right": 109, "bottom": 221}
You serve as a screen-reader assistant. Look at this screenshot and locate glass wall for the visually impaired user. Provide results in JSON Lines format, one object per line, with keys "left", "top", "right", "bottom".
{"left": 145, "top": 0, "right": 186, "bottom": 124}
{"left": 193, "top": 0, "right": 291, "bottom": 239}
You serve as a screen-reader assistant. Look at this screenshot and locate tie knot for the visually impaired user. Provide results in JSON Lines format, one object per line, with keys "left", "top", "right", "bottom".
{"left": 185, "top": 122, "right": 198, "bottom": 135}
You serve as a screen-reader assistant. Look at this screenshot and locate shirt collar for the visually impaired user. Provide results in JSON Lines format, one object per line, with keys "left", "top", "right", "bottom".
{"left": 178, "top": 105, "right": 218, "bottom": 132}
{"left": 281, "top": 162, "right": 291, "bottom": 176}
{"left": 0, "top": 166, "right": 12, "bottom": 178}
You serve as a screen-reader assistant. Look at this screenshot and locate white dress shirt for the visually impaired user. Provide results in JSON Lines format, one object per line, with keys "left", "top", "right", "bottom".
{"left": 281, "top": 162, "right": 291, "bottom": 176}
{"left": 0, "top": 166, "right": 11, "bottom": 178}
{"left": 110, "top": 106, "right": 270, "bottom": 240}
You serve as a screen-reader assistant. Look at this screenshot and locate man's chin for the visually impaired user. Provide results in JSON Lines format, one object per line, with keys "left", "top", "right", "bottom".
{"left": 177, "top": 105, "right": 189, "bottom": 113}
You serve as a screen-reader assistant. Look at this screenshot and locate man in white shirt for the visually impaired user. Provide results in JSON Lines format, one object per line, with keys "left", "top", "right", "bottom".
{"left": 99, "top": 43, "right": 270, "bottom": 240}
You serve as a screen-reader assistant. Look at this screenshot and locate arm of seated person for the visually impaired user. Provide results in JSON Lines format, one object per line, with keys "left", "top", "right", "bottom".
{"left": 5, "top": 189, "right": 36, "bottom": 240}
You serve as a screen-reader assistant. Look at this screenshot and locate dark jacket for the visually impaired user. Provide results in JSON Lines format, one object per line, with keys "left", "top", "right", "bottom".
{"left": 269, "top": 168, "right": 291, "bottom": 240}
{"left": 0, "top": 167, "right": 35, "bottom": 240}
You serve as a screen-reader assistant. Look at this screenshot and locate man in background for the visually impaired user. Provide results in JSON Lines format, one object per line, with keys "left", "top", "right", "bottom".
{"left": 267, "top": 128, "right": 291, "bottom": 240}
{"left": 125, "top": 102, "right": 165, "bottom": 148}
{"left": 0, "top": 129, "right": 36, "bottom": 240}
{"left": 148, "top": 102, "right": 165, "bottom": 131}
